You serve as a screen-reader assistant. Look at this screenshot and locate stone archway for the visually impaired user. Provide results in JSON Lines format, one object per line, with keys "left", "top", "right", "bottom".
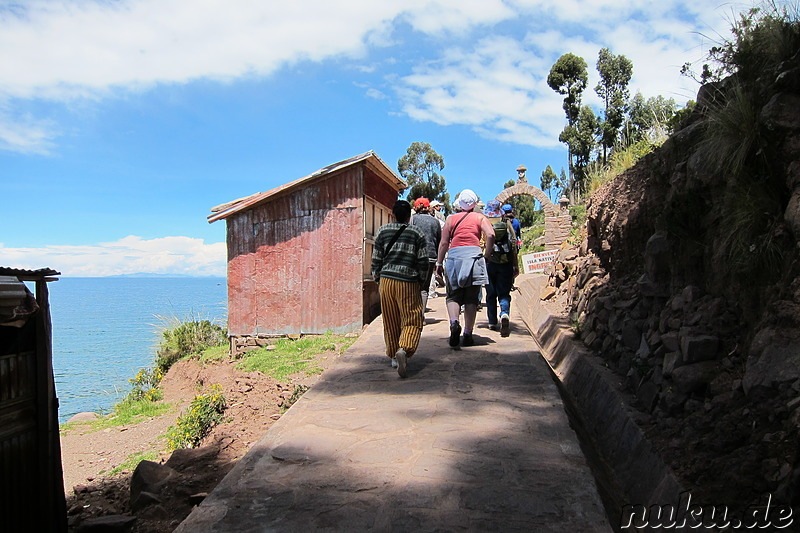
{"left": 495, "top": 182, "right": 572, "bottom": 250}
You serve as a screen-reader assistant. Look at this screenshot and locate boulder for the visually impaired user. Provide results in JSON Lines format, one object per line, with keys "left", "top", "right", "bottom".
{"left": 670, "top": 361, "right": 718, "bottom": 395}
{"left": 680, "top": 334, "right": 719, "bottom": 363}
{"left": 67, "top": 412, "right": 100, "bottom": 423}
{"left": 130, "top": 461, "right": 178, "bottom": 509}
{"left": 743, "top": 341, "right": 800, "bottom": 394}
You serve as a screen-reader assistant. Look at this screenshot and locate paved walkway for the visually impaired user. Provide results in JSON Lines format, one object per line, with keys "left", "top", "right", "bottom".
{"left": 176, "top": 291, "right": 612, "bottom": 532}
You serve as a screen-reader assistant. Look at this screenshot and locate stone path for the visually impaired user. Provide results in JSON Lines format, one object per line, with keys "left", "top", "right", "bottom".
{"left": 176, "top": 292, "right": 612, "bottom": 532}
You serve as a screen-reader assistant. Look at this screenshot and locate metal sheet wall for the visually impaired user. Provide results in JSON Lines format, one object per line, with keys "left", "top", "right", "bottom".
{"left": 227, "top": 167, "right": 365, "bottom": 336}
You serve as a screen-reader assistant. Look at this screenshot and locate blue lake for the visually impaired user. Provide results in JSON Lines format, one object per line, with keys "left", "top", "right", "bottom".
{"left": 46, "top": 277, "right": 227, "bottom": 422}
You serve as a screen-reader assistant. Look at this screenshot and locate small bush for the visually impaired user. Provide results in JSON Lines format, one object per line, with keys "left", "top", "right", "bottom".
{"left": 155, "top": 318, "right": 228, "bottom": 373}
{"left": 165, "top": 385, "right": 227, "bottom": 450}
{"left": 126, "top": 367, "right": 164, "bottom": 403}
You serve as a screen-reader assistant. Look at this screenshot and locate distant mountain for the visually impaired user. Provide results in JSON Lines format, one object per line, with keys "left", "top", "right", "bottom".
{"left": 105, "top": 273, "right": 225, "bottom": 279}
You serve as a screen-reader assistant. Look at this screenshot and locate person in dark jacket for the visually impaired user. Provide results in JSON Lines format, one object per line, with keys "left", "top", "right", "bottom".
{"left": 371, "top": 200, "right": 429, "bottom": 378}
{"left": 411, "top": 197, "right": 442, "bottom": 312}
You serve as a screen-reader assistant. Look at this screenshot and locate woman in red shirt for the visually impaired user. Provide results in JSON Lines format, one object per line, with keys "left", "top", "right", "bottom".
{"left": 435, "top": 189, "right": 495, "bottom": 348}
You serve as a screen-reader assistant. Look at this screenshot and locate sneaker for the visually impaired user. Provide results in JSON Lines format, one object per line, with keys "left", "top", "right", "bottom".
{"left": 449, "top": 322, "right": 462, "bottom": 347}
{"left": 500, "top": 313, "right": 510, "bottom": 337}
{"left": 488, "top": 323, "right": 499, "bottom": 331}
{"left": 462, "top": 333, "right": 475, "bottom": 347}
{"left": 391, "top": 358, "right": 398, "bottom": 368}
{"left": 395, "top": 349, "right": 407, "bottom": 378}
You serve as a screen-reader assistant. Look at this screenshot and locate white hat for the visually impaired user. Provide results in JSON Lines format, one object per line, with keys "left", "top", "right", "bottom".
{"left": 457, "top": 189, "right": 478, "bottom": 211}
{"left": 430, "top": 200, "right": 441, "bottom": 207}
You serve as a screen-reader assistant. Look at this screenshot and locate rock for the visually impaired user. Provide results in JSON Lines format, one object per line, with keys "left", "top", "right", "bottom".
{"left": 68, "top": 412, "right": 100, "bottom": 423}
{"left": 130, "top": 490, "right": 162, "bottom": 513}
{"left": 682, "top": 285, "right": 703, "bottom": 305}
{"left": 785, "top": 188, "right": 800, "bottom": 237}
{"left": 680, "top": 334, "right": 719, "bottom": 363}
{"left": 540, "top": 285, "right": 556, "bottom": 300}
{"left": 583, "top": 330, "right": 598, "bottom": 348}
{"left": 743, "top": 341, "right": 800, "bottom": 394}
{"left": 670, "top": 361, "right": 718, "bottom": 395}
{"left": 636, "top": 380, "right": 660, "bottom": 412}
{"left": 130, "top": 461, "right": 177, "bottom": 509}
{"left": 636, "top": 336, "right": 650, "bottom": 358}
{"left": 760, "top": 92, "right": 800, "bottom": 132}
{"left": 75, "top": 515, "right": 136, "bottom": 533}
{"left": 621, "top": 321, "right": 641, "bottom": 351}
{"left": 659, "top": 387, "right": 688, "bottom": 414}
{"left": 139, "top": 503, "right": 170, "bottom": 520}
{"left": 661, "top": 331, "right": 680, "bottom": 353}
{"left": 663, "top": 352, "right": 681, "bottom": 377}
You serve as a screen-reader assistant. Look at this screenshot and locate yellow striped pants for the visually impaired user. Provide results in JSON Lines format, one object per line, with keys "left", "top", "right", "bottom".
{"left": 378, "top": 277, "right": 424, "bottom": 359}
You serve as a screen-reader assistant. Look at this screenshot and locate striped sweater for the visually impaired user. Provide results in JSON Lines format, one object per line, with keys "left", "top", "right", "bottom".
{"left": 371, "top": 222, "right": 429, "bottom": 284}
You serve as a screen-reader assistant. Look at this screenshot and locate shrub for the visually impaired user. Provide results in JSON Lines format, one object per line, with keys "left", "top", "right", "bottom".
{"left": 126, "top": 367, "right": 164, "bottom": 403}
{"left": 155, "top": 318, "right": 227, "bottom": 373}
{"left": 165, "top": 385, "right": 227, "bottom": 450}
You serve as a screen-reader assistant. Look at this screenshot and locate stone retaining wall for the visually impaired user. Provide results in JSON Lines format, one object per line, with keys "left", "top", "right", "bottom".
{"left": 516, "top": 274, "right": 688, "bottom": 529}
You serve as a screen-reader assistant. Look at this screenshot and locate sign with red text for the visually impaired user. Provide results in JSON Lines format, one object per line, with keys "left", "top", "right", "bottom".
{"left": 521, "top": 250, "right": 558, "bottom": 274}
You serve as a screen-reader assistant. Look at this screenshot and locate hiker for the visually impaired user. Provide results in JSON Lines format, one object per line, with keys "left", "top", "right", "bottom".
{"left": 486, "top": 213, "right": 519, "bottom": 336}
{"left": 411, "top": 197, "right": 442, "bottom": 311}
{"left": 430, "top": 199, "right": 446, "bottom": 226}
{"left": 502, "top": 203, "right": 522, "bottom": 248}
{"left": 371, "top": 200, "right": 429, "bottom": 378}
{"left": 435, "top": 189, "right": 495, "bottom": 348}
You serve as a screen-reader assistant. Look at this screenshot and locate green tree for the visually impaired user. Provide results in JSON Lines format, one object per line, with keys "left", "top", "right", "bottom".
{"left": 397, "top": 142, "right": 449, "bottom": 207}
{"left": 540, "top": 165, "right": 557, "bottom": 201}
{"left": 548, "top": 53, "right": 589, "bottom": 185}
{"left": 625, "top": 92, "right": 678, "bottom": 144}
{"left": 557, "top": 168, "right": 568, "bottom": 199}
{"left": 502, "top": 179, "right": 536, "bottom": 228}
{"left": 595, "top": 47, "right": 633, "bottom": 164}
{"left": 559, "top": 105, "right": 599, "bottom": 197}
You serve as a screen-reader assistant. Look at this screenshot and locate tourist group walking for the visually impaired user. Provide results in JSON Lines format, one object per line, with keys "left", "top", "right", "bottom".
{"left": 372, "top": 189, "right": 520, "bottom": 378}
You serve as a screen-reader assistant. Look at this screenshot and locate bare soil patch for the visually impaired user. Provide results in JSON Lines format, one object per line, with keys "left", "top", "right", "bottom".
{"left": 62, "top": 349, "right": 343, "bottom": 532}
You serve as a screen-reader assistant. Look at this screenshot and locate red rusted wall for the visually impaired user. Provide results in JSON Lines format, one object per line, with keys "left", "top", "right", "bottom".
{"left": 226, "top": 166, "right": 366, "bottom": 336}
{"left": 364, "top": 166, "right": 399, "bottom": 207}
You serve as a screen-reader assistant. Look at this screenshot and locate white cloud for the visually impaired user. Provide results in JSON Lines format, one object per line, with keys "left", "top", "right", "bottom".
{"left": 0, "top": 0, "right": 755, "bottom": 153}
{"left": 397, "top": 35, "right": 565, "bottom": 147}
{"left": 0, "top": 236, "right": 226, "bottom": 277}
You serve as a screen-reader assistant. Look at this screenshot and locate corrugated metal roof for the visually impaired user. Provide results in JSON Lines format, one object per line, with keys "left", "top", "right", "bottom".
{"left": 0, "top": 267, "right": 60, "bottom": 280}
{"left": 208, "top": 151, "right": 405, "bottom": 223}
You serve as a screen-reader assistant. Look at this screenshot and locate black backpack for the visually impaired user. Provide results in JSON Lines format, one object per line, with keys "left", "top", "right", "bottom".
{"left": 492, "top": 221, "right": 512, "bottom": 264}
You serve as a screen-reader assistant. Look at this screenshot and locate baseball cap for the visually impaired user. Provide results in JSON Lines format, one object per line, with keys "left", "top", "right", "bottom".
{"left": 414, "top": 197, "right": 430, "bottom": 209}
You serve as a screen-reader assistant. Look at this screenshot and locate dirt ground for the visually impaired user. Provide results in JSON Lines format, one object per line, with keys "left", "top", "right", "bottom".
{"left": 62, "top": 349, "right": 345, "bottom": 533}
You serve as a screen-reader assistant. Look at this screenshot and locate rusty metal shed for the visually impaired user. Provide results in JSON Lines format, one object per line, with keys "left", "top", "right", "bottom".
{"left": 209, "top": 151, "right": 405, "bottom": 353}
{"left": 0, "top": 267, "right": 66, "bottom": 532}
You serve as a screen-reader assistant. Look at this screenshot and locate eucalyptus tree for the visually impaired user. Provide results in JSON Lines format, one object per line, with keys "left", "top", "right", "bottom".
{"left": 397, "top": 141, "right": 450, "bottom": 209}
{"left": 547, "top": 53, "right": 589, "bottom": 187}
{"left": 595, "top": 47, "right": 633, "bottom": 164}
{"left": 540, "top": 165, "right": 558, "bottom": 201}
{"left": 559, "top": 105, "right": 599, "bottom": 196}
{"left": 626, "top": 92, "right": 682, "bottom": 144}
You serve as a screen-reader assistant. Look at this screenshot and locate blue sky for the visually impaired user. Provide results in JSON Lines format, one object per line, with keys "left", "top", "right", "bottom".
{"left": 0, "top": 0, "right": 743, "bottom": 276}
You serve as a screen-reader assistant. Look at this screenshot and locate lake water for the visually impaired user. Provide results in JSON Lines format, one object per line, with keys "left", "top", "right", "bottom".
{"left": 46, "top": 277, "right": 227, "bottom": 422}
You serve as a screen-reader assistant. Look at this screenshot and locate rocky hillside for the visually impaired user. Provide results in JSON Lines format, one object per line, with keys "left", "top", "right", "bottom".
{"left": 542, "top": 49, "right": 800, "bottom": 508}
